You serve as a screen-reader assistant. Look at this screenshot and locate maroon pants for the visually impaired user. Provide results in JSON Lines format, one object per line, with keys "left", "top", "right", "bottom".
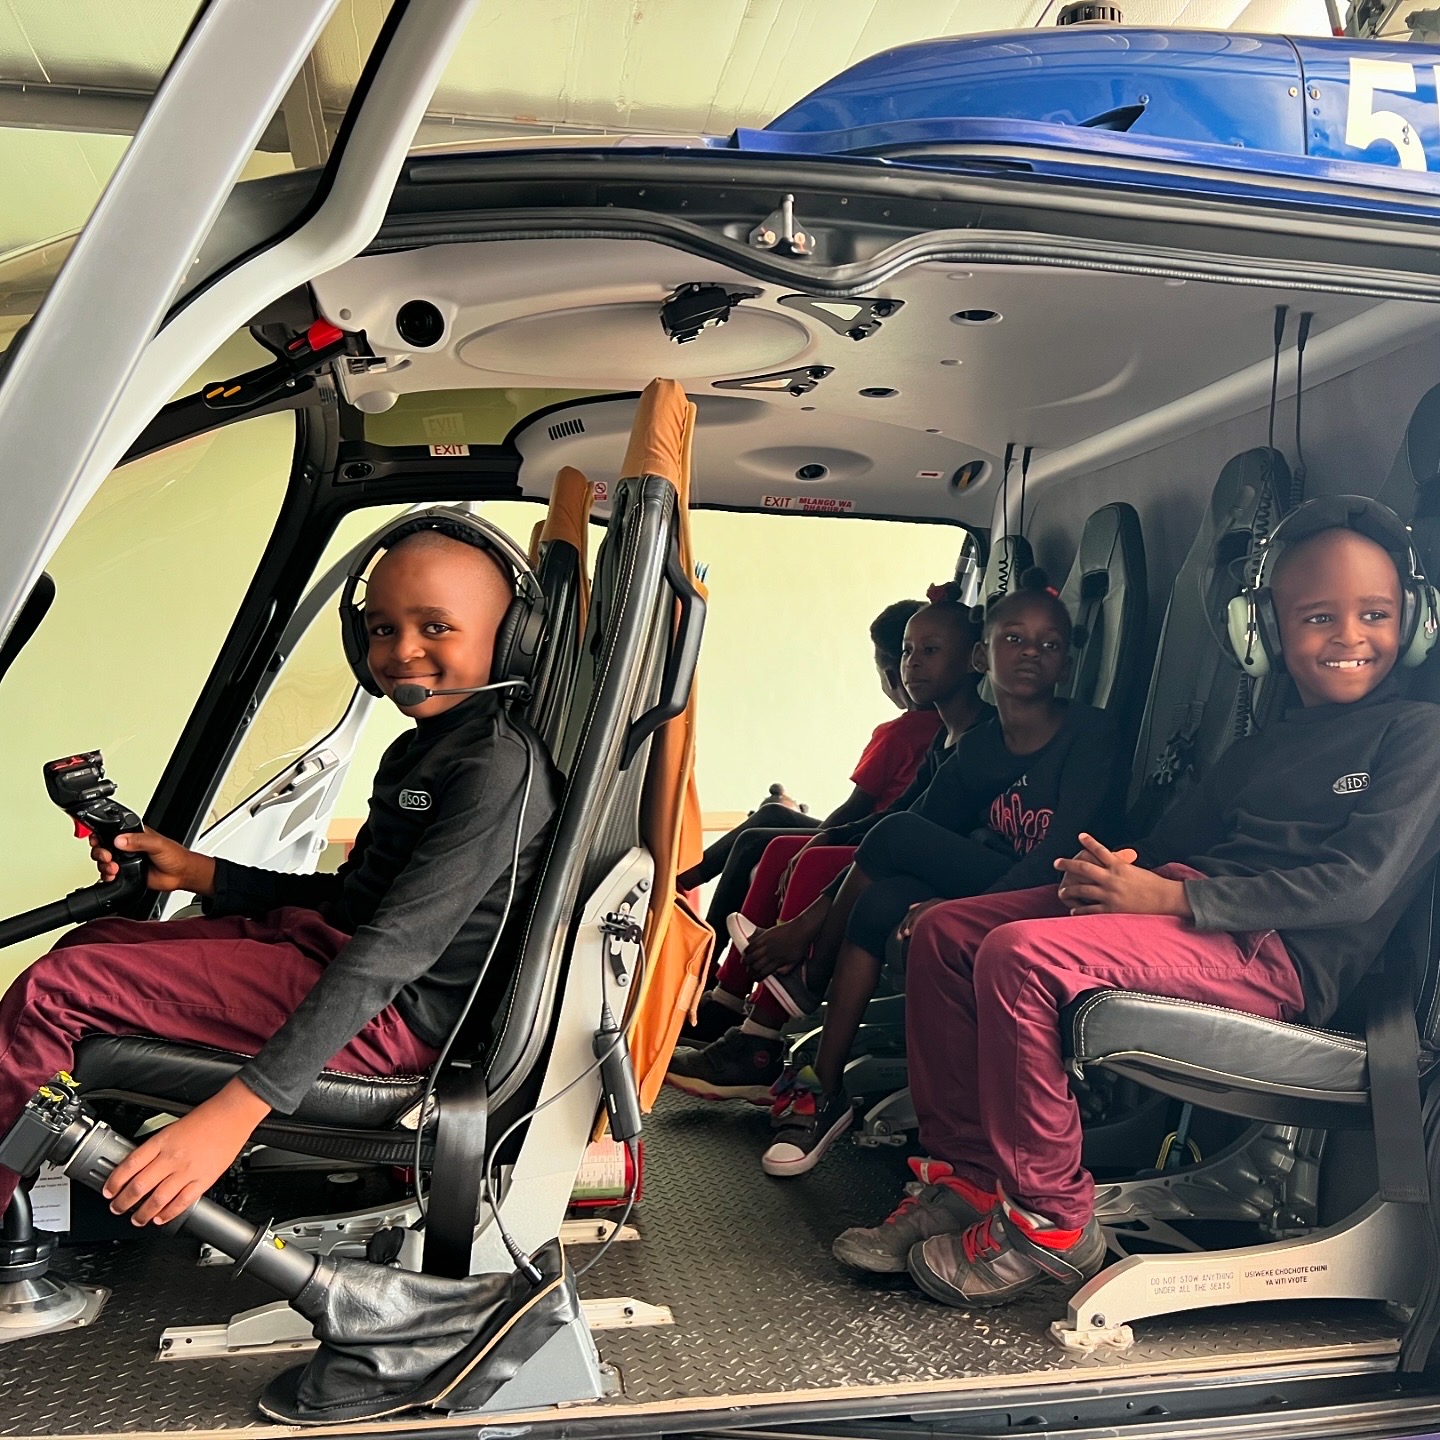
{"left": 905, "top": 868, "right": 1305, "bottom": 1229}
{"left": 0, "top": 909, "right": 439, "bottom": 1214}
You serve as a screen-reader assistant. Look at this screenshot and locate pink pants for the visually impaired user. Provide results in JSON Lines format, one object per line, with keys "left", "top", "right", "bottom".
{"left": 0, "top": 909, "right": 439, "bottom": 1214}
{"left": 905, "top": 868, "right": 1305, "bottom": 1229}
{"left": 714, "top": 834, "right": 855, "bottom": 994}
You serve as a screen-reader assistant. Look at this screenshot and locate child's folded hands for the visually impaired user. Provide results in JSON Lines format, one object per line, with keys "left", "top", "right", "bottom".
{"left": 1055, "top": 833, "right": 1191, "bottom": 918}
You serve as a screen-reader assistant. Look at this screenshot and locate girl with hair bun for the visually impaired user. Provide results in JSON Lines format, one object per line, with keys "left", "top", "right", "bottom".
{"left": 669, "top": 582, "right": 988, "bottom": 1086}
{"left": 671, "top": 566, "right": 1127, "bottom": 1178}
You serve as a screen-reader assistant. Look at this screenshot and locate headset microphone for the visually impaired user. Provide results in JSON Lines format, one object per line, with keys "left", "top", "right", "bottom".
{"left": 391, "top": 679, "right": 530, "bottom": 708}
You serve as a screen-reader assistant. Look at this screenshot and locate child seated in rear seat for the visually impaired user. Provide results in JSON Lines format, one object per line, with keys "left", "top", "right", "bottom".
{"left": 0, "top": 513, "right": 560, "bottom": 1231}
{"left": 833, "top": 497, "right": 1440, "bottom": 1312}
{"left": 677, "top": 589, "right": 975, "bottom": 1053}
{"left": 678, "top": 598, "right": 941, "bottom": 936}
{"left": 669, "top": 574, "right": 1127, "bottom": 1159}
{"left": 667, "top": 584, "right": 984, "bottom": 1075}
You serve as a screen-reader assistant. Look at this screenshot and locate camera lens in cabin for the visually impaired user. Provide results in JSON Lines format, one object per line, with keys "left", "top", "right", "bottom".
{"left": 395, "top": 299, "right": 446, "bottom": 348}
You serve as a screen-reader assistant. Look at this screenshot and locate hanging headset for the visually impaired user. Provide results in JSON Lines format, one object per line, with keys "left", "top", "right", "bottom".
{"left": 339, "top": 507, "right": 547, "bottom": 699}
{"left": 1225, "top": 494, "right": 1440, "bottom": 677}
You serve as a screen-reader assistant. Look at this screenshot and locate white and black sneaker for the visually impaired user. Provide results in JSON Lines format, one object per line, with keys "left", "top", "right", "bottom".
{"left": 761, "top": 1066, "right": 854, "bottom": 1176}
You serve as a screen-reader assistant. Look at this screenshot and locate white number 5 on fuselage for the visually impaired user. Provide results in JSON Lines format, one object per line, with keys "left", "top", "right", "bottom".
{"left": 1345, "top": 56, "right": 1434, "bottom": 170}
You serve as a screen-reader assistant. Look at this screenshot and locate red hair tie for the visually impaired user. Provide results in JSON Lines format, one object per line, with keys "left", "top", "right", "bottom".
{"left": 926, "top": 581, "right": 956, "bottom": 604}
{"left": 1046, "top": 585, "right": 1060, "bottom": 598}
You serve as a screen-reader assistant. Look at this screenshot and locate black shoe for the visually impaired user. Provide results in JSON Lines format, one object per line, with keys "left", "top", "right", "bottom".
{"left": 908, "top": 1210, "right": 1107, "bottom": 1309}
{"left": 666, "top": 1027, "right": 783, "bottom": 1103}
{"left": 679, "top": 990, "right": 745, "bottom": 1046}
{"left": 762, "top": 1067, "right": 853, "bottom": 1176}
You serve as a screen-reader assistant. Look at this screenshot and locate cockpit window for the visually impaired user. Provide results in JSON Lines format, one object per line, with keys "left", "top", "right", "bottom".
{"left": 0, "top": 410, "right": 294, "bottom": 980}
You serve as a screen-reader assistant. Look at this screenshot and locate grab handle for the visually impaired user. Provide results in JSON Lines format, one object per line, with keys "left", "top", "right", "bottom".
{"left": 621, "top": 520, "right": 706, "bottom": 770}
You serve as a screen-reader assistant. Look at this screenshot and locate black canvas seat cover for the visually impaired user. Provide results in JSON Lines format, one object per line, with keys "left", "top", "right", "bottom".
{"left": 1056, "top": 501, "right": 1146, "bottom": 718}
{"left": 1128, "top": 447, "right": 1289, "bottom": 825}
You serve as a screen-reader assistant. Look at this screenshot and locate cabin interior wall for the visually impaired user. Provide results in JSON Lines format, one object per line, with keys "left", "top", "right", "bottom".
{"left": 1026, "top": 329, "right": 1440, "bottom": 674}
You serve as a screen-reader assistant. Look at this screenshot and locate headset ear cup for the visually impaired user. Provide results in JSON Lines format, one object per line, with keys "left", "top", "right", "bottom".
{"left": 489, "top": 598, "right": 527, "bottom": 685}
{"left": 1401, "top": 583, "right": 1440, "bottom": 668}
{"left": 341, "top": 599, "right": 384, "bottom": 697}
{"left": 1227, "top": 593, "right": 1271, "bottom": 677}
{"left": 1253, "top": 589, "right": 1285, "bottom": 676}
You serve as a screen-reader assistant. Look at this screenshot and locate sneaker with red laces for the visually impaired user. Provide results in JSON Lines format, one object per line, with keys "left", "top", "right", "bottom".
{"left": 831, "top": 1158, "right": 998, "bottom": 1274}
{"left": 907, "top": 1205, "right": 1107, "bottom": 1309}
{"left": 761, "top": 1066, "right": 853, "bottom": 1177}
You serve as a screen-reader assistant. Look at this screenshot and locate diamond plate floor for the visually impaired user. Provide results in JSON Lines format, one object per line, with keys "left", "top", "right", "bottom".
{"left": 0, "top": 1091, "right": 1404, "bottom": 1436}
{"left": 580, "top": 1092, "right": 1403, "bottom": 1403}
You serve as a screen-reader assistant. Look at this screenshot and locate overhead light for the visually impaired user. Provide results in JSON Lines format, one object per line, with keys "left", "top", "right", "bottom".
{"left": 951, "top": 309, "right": 1002, "bottom": 325}
{"left": 859, "top": 386, "right": 899, "bottom": 398}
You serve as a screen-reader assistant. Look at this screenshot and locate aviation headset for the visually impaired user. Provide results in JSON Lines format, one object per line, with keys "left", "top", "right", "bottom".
{"left": 339, "top": 507, "right": 547, "bottom": 699}
{"left": 1226, "top": 494, "right": 1440, "bottom": 677}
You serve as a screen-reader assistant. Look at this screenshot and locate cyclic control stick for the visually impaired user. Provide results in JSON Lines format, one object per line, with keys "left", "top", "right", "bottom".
{"left": 0, "top": 1075, "right": 321, "bottom": 1300}
{"left": 0, "top": 751, "right": 147, "bottom": 948}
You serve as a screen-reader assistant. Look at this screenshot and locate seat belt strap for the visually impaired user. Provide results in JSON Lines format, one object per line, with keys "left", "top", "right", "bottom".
{"left": 1367, "top": 927, "right": 1431, "bottom": 1208}
{"left": 421, "top": 1065, "right": 489, "bottom": 1279}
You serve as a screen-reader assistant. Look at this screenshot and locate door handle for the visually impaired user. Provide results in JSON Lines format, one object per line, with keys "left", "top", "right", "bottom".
{"left": 248, "top": 749, "right": 339, "bottom": 816}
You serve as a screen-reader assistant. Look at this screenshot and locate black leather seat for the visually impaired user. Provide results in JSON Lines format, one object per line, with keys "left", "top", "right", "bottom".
{"left": 1057, "top": 501, "right": 1147, "bottom": 720}
{"left": 1066, "top": 990, "right": 1370, "bottom": 1130}
{"left": 69, "top": 494, "right": 599, "bottom": 1173}
{"left": 75, "top": 1035, "right": 426, "bottom": 1130}
{"left": 1128, "top": 447, "right": 1290, "bottom": 826}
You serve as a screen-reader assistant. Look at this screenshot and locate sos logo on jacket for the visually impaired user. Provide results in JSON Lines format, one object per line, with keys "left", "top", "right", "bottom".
{"left": 399, "top": 789, "right": 433, "bottom": 812}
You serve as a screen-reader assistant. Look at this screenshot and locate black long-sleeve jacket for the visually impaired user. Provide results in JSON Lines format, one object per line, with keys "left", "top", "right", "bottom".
{"left": 1136, "top": 679, "right": 1440, "bottom": 1023}
{"left": 206, "top": 692, "right": 559, "bottom": 1113}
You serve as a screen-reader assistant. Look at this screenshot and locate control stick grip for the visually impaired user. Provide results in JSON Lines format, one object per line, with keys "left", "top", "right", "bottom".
{"left": 81, "top": 799, "right": 146, "bottom": 882}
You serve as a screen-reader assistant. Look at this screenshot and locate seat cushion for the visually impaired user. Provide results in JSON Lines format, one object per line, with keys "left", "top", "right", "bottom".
{"left": 1068, "top": 990, "right": 1370, "bottom": 1123}
{"left": 74, "top": 1034, "right": 427, "bottom": 1130}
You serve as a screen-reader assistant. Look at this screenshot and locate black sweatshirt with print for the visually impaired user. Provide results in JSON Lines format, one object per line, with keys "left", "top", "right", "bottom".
{"left": 1136, "top": 679, "right": 1440, "bottom": 1024}
{"left": 206, "top": 692, "right": 560, "bottom": 1113}
{"left": 911, "top": 701, "right": 1127, "bottom": 891}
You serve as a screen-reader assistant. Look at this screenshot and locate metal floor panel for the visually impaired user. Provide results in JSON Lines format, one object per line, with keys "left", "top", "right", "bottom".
{"left": 0, "top": 1092, "right": 1405, "bottom": 1436}
{"left": 578, "top": 1094, "right": 1403, "bottom": 1404}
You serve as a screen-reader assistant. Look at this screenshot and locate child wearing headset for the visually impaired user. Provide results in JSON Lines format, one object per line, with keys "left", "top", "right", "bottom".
{"left": 834, "top": 496, "right": 1440, "bottom": 1314}
{"left": 0, "top": 511, "right": 559, "bottom": 1232}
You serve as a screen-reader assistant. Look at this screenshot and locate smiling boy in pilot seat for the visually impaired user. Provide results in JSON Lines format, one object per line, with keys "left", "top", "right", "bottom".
{"left": 0, "top": 510, "right": 559, "bottom": 1233}
{"left": 833, "top": 496, "right": 1440, "bottom": 1309}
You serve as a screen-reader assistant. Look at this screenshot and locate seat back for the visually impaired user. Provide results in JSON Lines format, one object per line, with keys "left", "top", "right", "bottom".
{"left": 1127, "top": 447, "right": 1291, "bottom": 827}
{"left": 485, "top": 385, "right": 694, "bottom": 1123}
{"left": 523, "top": 465, "right": 592, "bottom": 755}
{"left": 1057, "top": 502, "right": 1147, "bottom": 721}
{"left": 977, "top": 532, "right": 1034, "bottom": 602}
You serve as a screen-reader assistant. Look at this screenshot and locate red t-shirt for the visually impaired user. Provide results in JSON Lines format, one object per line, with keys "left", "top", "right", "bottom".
{"left": 850, "top": 708, "right": 944, "bottom": 810}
